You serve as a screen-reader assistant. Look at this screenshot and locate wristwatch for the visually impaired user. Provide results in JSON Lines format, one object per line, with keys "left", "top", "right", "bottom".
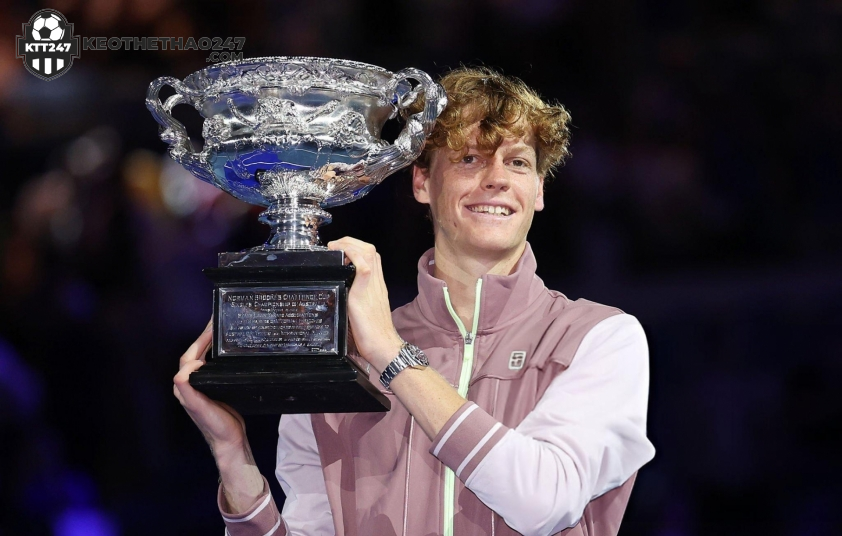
{"left": 379, "top": 342, "right": 429, "bottom": 390}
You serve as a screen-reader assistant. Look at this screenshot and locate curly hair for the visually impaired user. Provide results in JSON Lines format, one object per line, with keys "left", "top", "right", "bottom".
{"left": 411, "top": 66, "right": 572, "bottom": 177}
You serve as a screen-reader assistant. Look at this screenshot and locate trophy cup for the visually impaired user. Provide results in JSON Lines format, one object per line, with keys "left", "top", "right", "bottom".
{"left": 146, "top": 57, "right": 446, "bottom": 415}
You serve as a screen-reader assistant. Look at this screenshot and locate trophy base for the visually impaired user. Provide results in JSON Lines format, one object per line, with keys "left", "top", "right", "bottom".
{"left": 193, "top": 249, "right": 391, "bottom": 415}
{"left": 188, "top": 358, "right": 389, "bottom": 415}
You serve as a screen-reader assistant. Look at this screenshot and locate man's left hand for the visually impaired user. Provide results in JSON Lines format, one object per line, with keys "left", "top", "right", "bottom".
{"left": 327, "top": 237, "right": 403, "bottom": 373}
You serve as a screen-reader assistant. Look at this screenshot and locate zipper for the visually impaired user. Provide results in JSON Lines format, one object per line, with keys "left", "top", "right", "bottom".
{"left": 441, "top": 278, "right": 483, "bottom": 536}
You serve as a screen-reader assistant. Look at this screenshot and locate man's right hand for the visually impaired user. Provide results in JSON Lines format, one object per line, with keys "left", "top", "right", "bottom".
{"left": 173, "top": 319, "right": 246, "bottom": 453}
{"left": 173, "top": 319, "right": 265, "bottom": 513}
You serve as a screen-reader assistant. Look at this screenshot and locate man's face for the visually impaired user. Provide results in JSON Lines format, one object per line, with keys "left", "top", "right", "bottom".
{"left": 412, "top": 123, "right": 544, "bottom": 260}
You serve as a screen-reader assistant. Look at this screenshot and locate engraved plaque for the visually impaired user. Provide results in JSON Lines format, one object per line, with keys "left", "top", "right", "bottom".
{"left": 218, "top": 286, "right": 339, "bottom": 356}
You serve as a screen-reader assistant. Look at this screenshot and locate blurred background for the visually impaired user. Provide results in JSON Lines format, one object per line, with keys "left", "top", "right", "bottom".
{"left": 1, "top": 0, "right": 840, "bottom": 534}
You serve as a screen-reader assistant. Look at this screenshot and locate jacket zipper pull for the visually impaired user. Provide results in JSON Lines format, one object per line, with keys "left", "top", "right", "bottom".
{"left": 464, "top": 332, "right": 474, "bottom": 345}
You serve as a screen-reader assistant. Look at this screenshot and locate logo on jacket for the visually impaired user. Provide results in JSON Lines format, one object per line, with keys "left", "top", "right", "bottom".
{"left": 16, "top": 9, "right": 80, "bottom": 81}
{"left": 508, "top": 351, "right": 526, "bottom": 370}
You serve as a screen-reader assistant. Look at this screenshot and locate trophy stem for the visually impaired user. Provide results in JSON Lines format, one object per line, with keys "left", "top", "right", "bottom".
{"left": 258, "top": 197, "right": 332, "bottom": 250}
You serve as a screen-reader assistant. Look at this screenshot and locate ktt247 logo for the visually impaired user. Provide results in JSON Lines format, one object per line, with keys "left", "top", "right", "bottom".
{"left": 16, "top": 9, "right": 81, "bottom": 81}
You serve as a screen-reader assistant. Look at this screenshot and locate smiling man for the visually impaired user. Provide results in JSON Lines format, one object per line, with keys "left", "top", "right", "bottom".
{"left": 174, "top": 67, "right": 655, "bottom": 536}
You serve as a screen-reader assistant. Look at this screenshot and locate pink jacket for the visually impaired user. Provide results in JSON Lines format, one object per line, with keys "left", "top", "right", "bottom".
{"left": 219, "top": 244, "right": 655, "bottom": 536}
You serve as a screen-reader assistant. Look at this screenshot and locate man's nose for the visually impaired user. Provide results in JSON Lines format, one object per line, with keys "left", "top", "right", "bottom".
{"left": 479, "top": 159, "right": 510, "bottom": 191}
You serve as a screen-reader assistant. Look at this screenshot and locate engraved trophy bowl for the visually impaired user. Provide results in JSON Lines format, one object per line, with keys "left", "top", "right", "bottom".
{"left": 147, "top": 57, "right": 446, "bottom": 415}
{"left": 147, "top": 56, "right": 447, "bottom": 251}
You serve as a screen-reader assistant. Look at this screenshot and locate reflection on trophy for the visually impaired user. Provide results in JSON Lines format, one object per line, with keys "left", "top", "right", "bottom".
{"left": 147, "top": 57, "right": 446, "bottom": 414}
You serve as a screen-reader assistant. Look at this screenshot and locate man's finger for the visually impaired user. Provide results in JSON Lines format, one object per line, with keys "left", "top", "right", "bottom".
{"left": 328, "top": 236, "right": 369, "bottom": 249}
{"left": 328, "top": 238, "right": 379, "bottom": 269}
{"left": 327, "top": 239, "right": 352, "bottom": 265}
{"left": 336, "top": 243, "right": 373, "bottom": 276}
{"left": 173, "top": 359, "right": 208, "bottom": 409}
{"left": 179, "top": 327, "right": 213, "bottom": 368}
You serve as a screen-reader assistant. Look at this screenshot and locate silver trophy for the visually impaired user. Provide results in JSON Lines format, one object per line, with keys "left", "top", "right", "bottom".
{"left": 147, "top": 57, "right": 446, "bottom": 414}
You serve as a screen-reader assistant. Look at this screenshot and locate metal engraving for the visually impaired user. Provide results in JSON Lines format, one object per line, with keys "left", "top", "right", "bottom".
{"left": 146, "top": 57, "right": 447, "bottom": 250}
{"left": 218, "top": 286, "right": 339, "bottom": 355}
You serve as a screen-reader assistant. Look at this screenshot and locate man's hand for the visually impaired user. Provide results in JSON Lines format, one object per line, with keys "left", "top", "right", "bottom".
{"left": 328, "top": 237, "right": 468, "bottom": 440}
{"left": 173, "top": 319, "right": 246, "bottom": 454}
{"left": 173, "top": 320, "right": 263, "bottom": 513}
{"left": 327, "top": 237, "right": 403, "bottom": 373}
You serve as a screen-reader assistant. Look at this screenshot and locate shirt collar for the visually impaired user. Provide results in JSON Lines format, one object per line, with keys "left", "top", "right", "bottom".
{"left": 414, "top": 242, "right": 546, "bottom": 333}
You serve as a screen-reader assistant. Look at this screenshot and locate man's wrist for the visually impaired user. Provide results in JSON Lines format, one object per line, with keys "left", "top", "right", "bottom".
{"left": 369, "top": 334, "right": 405, "bottom": 374}
{"left": 379, "top": 342, "right": 430, "bottom": 390}
{"left": 219, "top": 466, "right": 265, "bottom": 514}
{"left": 214, "top": 441, "right": 265, "bottom": 514}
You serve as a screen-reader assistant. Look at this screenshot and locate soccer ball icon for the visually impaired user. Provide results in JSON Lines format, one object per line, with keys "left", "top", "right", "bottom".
{"left": 31, "top": 13, "right": 64, "bottom": 41}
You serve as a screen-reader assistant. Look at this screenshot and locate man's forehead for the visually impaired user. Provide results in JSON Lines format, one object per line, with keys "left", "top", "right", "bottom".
{"left": 463, "top": 120, "right": 537, "bottom": 152}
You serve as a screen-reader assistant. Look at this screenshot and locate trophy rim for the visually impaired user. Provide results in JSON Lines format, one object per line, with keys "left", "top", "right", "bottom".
{"left": 183, "top": 56, "right": 398, "bottom": 97}
{"left": 204, "top": 56, "right": 394, "bottom": 76}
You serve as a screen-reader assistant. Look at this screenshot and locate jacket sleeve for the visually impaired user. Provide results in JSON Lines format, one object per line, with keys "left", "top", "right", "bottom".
{"left": 217, "top": 413, "right": 333, "bottom": 536}
{"left": 218, "top": 477, "right": 284, "bottom": 536}
{"left": 428, "top": 313, "right": 656, "bottom": 536}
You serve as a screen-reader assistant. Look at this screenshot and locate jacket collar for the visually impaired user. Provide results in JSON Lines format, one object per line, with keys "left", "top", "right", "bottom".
{"left": 414, "top": 242, "right": 547, "bottom": 333}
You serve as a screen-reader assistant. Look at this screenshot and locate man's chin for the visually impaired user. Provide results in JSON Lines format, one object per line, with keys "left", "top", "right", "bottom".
{"left": 459, "top": 238, "right": 526, "bottom": 260}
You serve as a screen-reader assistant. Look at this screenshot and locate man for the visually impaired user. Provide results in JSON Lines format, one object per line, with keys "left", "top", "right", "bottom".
{"left": 174, "top": 67, "right": 655, "bottom": 536}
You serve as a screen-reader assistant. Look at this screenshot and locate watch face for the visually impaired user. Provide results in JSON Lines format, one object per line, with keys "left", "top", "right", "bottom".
{"left": 411, "top": 348, "right": 429, "bottom": 367}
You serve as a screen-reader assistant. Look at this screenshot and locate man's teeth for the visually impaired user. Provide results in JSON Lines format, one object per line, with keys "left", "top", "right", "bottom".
{"left": 469, "top": 205, "right": 512, "bottom": 216}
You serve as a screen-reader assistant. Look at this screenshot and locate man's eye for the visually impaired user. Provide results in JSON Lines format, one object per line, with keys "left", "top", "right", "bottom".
{"left": 511, "top": 159, "right": 530, "bottom": 167}
{"left": 462, "top": 155, "right": 478, "bottom": 164}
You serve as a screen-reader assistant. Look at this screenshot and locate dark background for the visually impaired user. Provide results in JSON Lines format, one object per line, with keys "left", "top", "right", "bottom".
{"left": 1, "top": 0, "right": 840, "bottom": 534}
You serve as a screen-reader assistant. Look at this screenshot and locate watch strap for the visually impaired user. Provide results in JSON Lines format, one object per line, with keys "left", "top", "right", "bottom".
{"left": 379, "top": 342, "right": 429, "bottom": 390}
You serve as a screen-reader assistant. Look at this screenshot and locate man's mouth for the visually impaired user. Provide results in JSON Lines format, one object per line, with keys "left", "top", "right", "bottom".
{"left": 467, "top": 204, "right": 513, "bottom": 216}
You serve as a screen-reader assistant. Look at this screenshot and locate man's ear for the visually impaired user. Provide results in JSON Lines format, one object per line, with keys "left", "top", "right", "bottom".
{"left": 534, "top": 175, "right": 545, "bottom": 212}
{"left": 412, "top": 164, "right": 432, "bottom": 205}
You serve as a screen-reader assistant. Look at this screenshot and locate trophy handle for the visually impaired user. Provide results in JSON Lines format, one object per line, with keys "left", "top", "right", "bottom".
{"left": 145, "top": 77, "right": 216, "bottom": 184}
{"left": 360, "top": 68, "right": 447, "bottom": 181}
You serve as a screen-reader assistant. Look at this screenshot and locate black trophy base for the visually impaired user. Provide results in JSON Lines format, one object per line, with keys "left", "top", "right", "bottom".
{"left": 191, "top": 249, "right": 391, "bottom": 416}
{"left": 189, "top": 358, "right": 389, "bottom": 415}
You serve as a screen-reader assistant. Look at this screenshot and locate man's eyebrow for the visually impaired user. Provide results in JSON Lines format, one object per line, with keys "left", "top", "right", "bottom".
{"left": 461, "top": 141, "right": 536, "bottom": 153}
